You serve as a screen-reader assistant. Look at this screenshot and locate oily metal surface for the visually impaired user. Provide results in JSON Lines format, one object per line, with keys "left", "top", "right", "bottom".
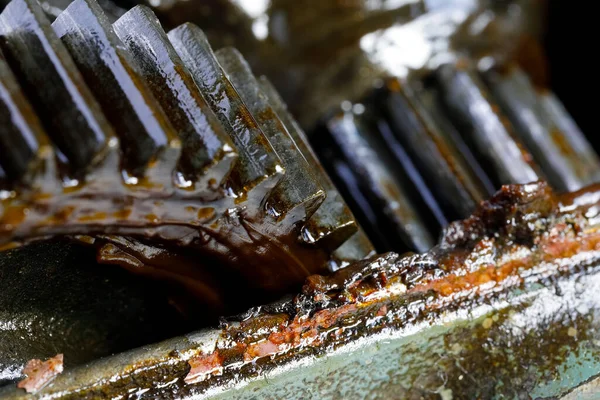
{"left": 51, "top": 0, "right": 181, "bottom": 177}
{"left": 256, "top": 77, "right": 364, "bottom": 254}
{"left": 1, "top": 1, "right": 600, "bottom": 398}
{"left": 205, "top": 269, "right": 600, "bottom": 400}
{"left": 2, "top": 181, "right": 600, "bottom": 399}
{"left": 0, "top": 0, "right": 115, "bottom": 174}
{"left": 0, "top": 49, "right": 51, "bottom": 184}
{"left": 483, "top": 65, "right": 600, "bottom": 192}
{"left": 435, "top": 62, "right": 542, "bottom": 187}
{"left": 216, "top": 47, "right": 325, "bottom": 224}
{"left": 112, "top": 5, "right": 238, "bottom": 186}
{"left": 315, "top": 109, "right": 437, "bottom": 254}
{"left": 0, "top": 240, "right": 192, "bottom": 388}
{"left": 0, "top": 0, "right": 372, "bottom": 317}
{"left": 373, "top": 78, "right": 491, "bottom": 220}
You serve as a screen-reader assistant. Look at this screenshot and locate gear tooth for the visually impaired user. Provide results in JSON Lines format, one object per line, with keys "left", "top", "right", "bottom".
{"left": 52, "top": 0, "right": 181, "bottom": 189}
{"left": 258, "top": 76, "right": 369, "bottom": 254}
{"left": 371, "top": 78, "right": 491, "bottom": 221}
{"left": 483, "top": 65, "right": 600, "bottom": 192}
{"left": 0, "top": 49, "right": 44, "bottom": 183}
{"left": 0, "top": 0, "right": 117, "bottom": 180}
{"left": 313, "top": 109, "right": 437, "bottom": 254}
{"left": 435, "top": 62, "right": 543, "bottom": 187}
{"left": 411, "top": 82, "right": 496, "bottom": 200}
{"left": 216, "top": 47, "right": 325, "bottom": 224}
{"left": 332, "top": 230, "right": 376, "bottom": 269}
{"left": 0, "top": 0, "right": 393, "bottom": 301}
{"left": 167, "top": 23, "right": 283, "bottom": 204}
{"left": 0, "top": 47, "right": 59, "bottom": 195}
{"left": 112, "top": 6, "right": 237, "bottom": 192}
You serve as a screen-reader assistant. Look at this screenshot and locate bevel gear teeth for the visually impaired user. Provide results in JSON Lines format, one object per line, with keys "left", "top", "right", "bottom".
{"left": 166, "top": 23, "right": 284, "bottom": 206}
{"left": 52, "top": 0, "right": 182, "bottom": 188}
{"left": 372, "top": 79, "right": 492, "bottom": 221}
{"left": 0, "top": 47, "right": 55, "bottom": 192}
{"left": 482, "top": 65, "right": 600, "bottom": 192}
{"left": 216, "top": 47, "right": 326, "bottom": 225}
{"left": 0, "top": 0, "right": 118, "bottom": 180}
{"left": 112, "top": 5, "right": 239, "bottom": 192}
{"left": 435, "top": 63, "right": 543, "bottom": 187}
{"left": 0, "top": 0, "right": 372, "bottom": 301}
{"left": 257, "top": 76, "right": 362, "bottom": 253}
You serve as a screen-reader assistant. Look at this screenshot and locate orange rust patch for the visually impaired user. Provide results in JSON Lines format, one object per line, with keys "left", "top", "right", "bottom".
{"left": 112, "top": 208, "right": 132, "bottom": 220}
{"left": 413, "top": 232, "right": 600, "bottom": 298}
{"left": 540, "top": 231, "right": 600, "bottom": 261}
{"left": 47, "top": 206, "right": 75, "bottom": 224}
{"left": 0, "top": 205, "right": 27, "bottom": 227}
{"left": 416, "top": 258, "right": 529, "bottom": 297}
{"left": 185, "top": 352, "right": 224, "bottom": 384}
{"left": 241, "top": 303, "right": 359, "bottom": 361}
{"left": 144, "top": 214, "right": 159, "bottom": 223}
{"left": 244, "top": 340, "right": 283, "bottom": 361}
{"left": 17, "top": 354, "right": 64, "bottom": 394}
{"left": 78, "top": 212, "right": 107, "bottom": 222}
{"left": 197, "top": 208, "right": 216, "bottom": 221}
{"left": 550, "top": 128, "right": 574, "bottom": 157}
{"left": 275, "top": 305, "right": 356, "bottom": 345}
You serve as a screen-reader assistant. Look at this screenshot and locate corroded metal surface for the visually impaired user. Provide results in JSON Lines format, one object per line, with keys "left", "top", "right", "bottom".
{"left": 314, "top": 107, "right": 437, "bottom": 253}
{"left": 16, "top": 354, "right": 63, "bottom": 393}
{"left": 435, "top": 62, "right": 542, "bottom": 187}
{"left": 0, "top": 240, "right": 193, "bottom": 388}
{"left": 373, "top": 78, "right": 490, "bottom": 220}
{"left": 1, "top": 1, "right": 600, "bottom": 398}
{"left": 165, "top": 22, "right": 284, "bottom": 203}
{"left": 2, "top": 181, "right": 599, "bottom": 398}
{"left": 257, "top": 77, "right": 364, "bottom": 254}
{"left": 112, "top": 5, "right": 238, "bottom": 189}
{"left": 483, "top": 64, "right": 600, "bottom": 192}
{"left": 0, "top": 48, "right": 53, "bottom": 186}
{"left": 216, "top": 47, "right": 325, "bottom": 224}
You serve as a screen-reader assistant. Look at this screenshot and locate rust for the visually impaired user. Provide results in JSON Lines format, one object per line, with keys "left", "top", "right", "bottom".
{"left": 18, "top": 178, "right": 600, "bottom": 399}
{"left": 185, "top": 352, "right": 224, "bottom": 384}
{"left": 149, "top": 181, "right": 600, "bottom": 393}
{"left": 17, "top": 354, "right": 64, "bottom": 394}
{"left": 550, "top": 127, "right": 575, "bottom": 156}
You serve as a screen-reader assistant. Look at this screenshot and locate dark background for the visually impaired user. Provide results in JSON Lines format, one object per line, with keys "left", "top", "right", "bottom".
{"left": 545, "top": 0, "right": 597, "bottom": 149}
